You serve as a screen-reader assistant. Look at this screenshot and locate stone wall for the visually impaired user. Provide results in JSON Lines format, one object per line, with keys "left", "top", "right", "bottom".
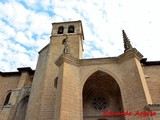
{"left": 79, "top": 57, "right": 149, "bottom": 120}
{"left": 0, "top": 75, "right": 20, "bottom": 114}
{"left": 0, "top": 68, "right": 34, "bottom": 120}
{"left": 143, "top": 66, "right": 160, "bottom": 103}
{"left": 25, "top": 46, "right": 49, "bottom": 120}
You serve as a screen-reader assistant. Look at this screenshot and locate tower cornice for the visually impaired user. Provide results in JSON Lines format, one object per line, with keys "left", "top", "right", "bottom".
{"left": 55, "top": 54, "right": 80, "bottom": 67}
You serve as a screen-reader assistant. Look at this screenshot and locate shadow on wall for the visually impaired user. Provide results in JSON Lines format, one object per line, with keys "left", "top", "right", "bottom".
{"left": 14, "top": 96, "right": 29, "bottom": 120}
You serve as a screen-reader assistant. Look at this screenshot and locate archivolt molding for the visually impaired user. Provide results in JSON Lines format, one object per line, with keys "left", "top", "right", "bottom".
{"left": 16, "top": 87, "right": 31, "bottom": 104}
{"left": 81, "top": 67, "right": 123, "bottom": 92}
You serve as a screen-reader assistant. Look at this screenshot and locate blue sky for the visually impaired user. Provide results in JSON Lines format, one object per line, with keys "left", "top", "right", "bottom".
{"left": 0, "top": 0, "right": 160, "bottom": 72}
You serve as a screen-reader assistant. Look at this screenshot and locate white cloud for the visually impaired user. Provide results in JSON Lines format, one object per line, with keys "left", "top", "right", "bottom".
{"left": 40, "top": 0, "right": 52, "bottom": 9}
{"left": 15, "top": 31, "right": 29, "bottom": 44}
{"left": 91, "top": 50, "right": 104, "bottom": 58}
{"left": 1, "top": 0, "right": 160, "bottom": 72}
{"left": 0, "top": 1, "right": 30, "bottom": 30}
{"left": 28, "top": 12, "right": 52, "bottom": 35}
{"left": 23, "top": 0, "right": 40, "bottom": 8}
{"left": 12, "top": 43, "right": 27, "bottom": 53}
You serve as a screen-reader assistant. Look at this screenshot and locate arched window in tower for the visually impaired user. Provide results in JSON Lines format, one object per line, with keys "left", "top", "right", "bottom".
{"left": 3, "top": 91, "right": 11, "bottom": 106}
{"left": 57, "top": 26, "right": 64, "bottom": 34}
{"left": 68, "top": 25, "right": 74, "bottom": 33}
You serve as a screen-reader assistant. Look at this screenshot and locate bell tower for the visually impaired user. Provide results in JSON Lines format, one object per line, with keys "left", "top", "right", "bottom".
{"left": 51, "top": 20, "right": 84, "bottom": 59}
{"left": 25, "top": 20, "right": 84, "bottom": 120}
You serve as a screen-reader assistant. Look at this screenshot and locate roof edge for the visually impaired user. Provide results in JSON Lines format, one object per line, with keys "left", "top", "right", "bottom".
{"left": 38, "top": 43, "right": 49, "bottom": 54}
{"left": 141, "top": 58, "right": 160, "bottom": 66}
{"left": 0, "top": 67, "right": 35, "bottom": 76}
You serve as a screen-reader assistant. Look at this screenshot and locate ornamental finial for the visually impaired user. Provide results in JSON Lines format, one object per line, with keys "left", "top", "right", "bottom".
{"left": 122, "top": 30, "right": 133, "bottom": 52}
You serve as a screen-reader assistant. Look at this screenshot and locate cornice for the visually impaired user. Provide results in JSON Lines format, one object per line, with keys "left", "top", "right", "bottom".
{"left": 80, "top": 57, "right": 118, "bottom": 66}
{"left": 117, "top": 48, "right": 143, "bottom": 63}
{"left": 55, "top": 53, "right": 80, "bottom": 67}
{"left": 50, "top": 33, "right": 83, "bottom": 38}
{"left": 55, "top": 49, "right": 144, "bottom": 67}
{"left": 0, "top": 71, "right": 21, "bottom": 76}
{"left": 141, "top": 58, "right": 160, "bottom": 66}
{"left": 55, "top": 48, "right": 144, "bottom": 67}
{"left": 0, "top": 67, "right": 35, "bottom": 77}
{"left": 17, "top": 67, "right": 35, "bottom": 75}
{"left": 52, "top": 20, "right": 82, "bottom": 25}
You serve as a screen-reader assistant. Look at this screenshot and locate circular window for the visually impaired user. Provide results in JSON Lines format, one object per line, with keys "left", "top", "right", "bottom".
{"left": 92, "top": 97, "right": 107, "bottom": 110}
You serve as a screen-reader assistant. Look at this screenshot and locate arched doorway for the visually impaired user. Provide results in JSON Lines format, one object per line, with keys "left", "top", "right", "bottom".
{"left": 15, "top": 96, "right": 29, "bottom": 120}
{"left": 83, "top": 70, "right": 124, "bottom": 120}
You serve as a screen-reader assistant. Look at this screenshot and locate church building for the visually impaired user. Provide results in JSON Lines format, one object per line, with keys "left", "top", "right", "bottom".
{"left": 0, "top": 20, "right": 160, "bottom": 120}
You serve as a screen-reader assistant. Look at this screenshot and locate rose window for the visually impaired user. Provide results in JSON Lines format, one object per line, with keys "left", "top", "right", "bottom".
{"left": 92, "top": 97, "right": 107, "bottom": 110}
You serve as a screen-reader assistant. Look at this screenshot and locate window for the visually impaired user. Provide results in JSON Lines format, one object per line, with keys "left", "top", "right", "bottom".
{"left": 57, "top": 26, "right": 64, "bottom": 34}
{"left": 92, "top": 97, "right": 107, "bottom": 110}
{"left": 54, "top": 77, "right": 58, "bottom": 88}
{"left": 3, "top": 91, "right": 11, "bottom": 106}
{"left": 68, "top": 25, "right": 74, "bottom": 33}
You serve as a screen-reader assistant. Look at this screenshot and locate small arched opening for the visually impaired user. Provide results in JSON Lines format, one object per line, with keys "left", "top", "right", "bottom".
{"left": 83, "top": 70, "right": 124, "bottom": 120}
{"left": 3, "top": 91, "right": 11, "bottom": 106}
{"left": 57, "top": 26, "right": 64, "bottom": 34}
{"left": 68, "top": 25, "right": 74, "bottom": 33}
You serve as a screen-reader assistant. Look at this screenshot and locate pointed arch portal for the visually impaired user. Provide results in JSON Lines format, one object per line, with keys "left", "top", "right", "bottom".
{"left": 14, "top": 96, "right": 29, "bottom": 120}
{"left": 83, "top": 70, "right": 124, "bottom": 120}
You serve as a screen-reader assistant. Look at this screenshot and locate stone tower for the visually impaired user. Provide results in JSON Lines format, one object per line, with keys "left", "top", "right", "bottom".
{"left": 25, "top": 20, "right": 84, "bottom": 120}
{"left": 51, "top": 20, "right": 84, "bottom": 59}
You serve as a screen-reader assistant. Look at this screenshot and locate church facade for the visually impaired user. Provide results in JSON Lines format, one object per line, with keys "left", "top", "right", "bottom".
{"left": 0, "top": 20, "right": 160, "bottom": 120}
